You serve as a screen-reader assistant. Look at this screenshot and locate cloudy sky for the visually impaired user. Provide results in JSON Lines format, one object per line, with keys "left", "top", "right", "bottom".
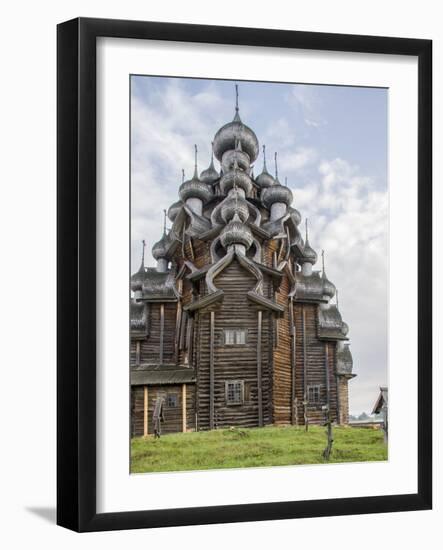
{"left": 130, "top": 76, "right": 388, "bottom": 416}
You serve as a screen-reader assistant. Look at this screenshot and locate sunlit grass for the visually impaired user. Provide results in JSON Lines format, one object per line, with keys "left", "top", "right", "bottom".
{"left": 130, "top": 425, "right": 387, "bottom": 473}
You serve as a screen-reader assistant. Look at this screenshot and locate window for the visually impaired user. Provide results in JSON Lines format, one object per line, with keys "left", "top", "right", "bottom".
{"left": 224, "top": 329, "right": 247, "bottom": 345}
{"left": 225, "top": 381, "right": 244, "bottom": 405}
{"left": 166, "top": 393, "right": 178, "bottom": 408}
{"left": 307, "top": 385, "right": 321, "bottom": 404}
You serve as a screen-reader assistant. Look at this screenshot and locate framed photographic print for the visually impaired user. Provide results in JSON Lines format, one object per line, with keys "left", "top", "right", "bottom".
{"left": 57, "top": 17, "right": 432, "bottom": 532}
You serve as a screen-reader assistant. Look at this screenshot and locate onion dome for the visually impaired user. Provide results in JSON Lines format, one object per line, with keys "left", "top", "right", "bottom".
{"left": 301, "top": 241, "right": 318, "bottom": 264}
{"left": 261, "top": 184, "right": 293, "bottom": 209}
{"left": 299, "top": 219, "right": 317, "bottom": 265}
{"left": 221, "top": 140, "right": 251, "bottom": 173}
{"left": 199, "top": 144, "right": 219, "bottom": 184}
{"left": 220, "top": 212, "right": 254, "bottom": 250}
{"left": 322, "top": 273, "right": 336, "bottom": 299}
{"left": 321, "top": 250, "right": 336, "bottom": 299}
{"left": 213, "top": 85, "right": 259, "bottom": 162}
{"left": 179, "top": 145, "right": 214, "bottom": 204}
{"left": 131, "top": 240, "right": 147, "bottom": 292}
{"left": 256, "top": 145, "right": 275, "bottom": 188}
{"left": 168, "top": 200, "right": 183, "bottom": 222}
{"left": 152, "top": 230, "right": 170, "bottom": 261}
{"left": 219, "top": 165, "right": 253, "bottom": 196}
{"left": 336, "top": 342, "right": 353, "bottom": 374}
{"left": 221, "top": 188, "right": 249, "bottom": 224}
{"left": 288, "top": 206, "right": 302, "bottom": 226}
{"left": 131, "top": 268, "right": 146, "bottom": 292}
{"left": 261, "top": 153, "right": 293, "bottom": 208}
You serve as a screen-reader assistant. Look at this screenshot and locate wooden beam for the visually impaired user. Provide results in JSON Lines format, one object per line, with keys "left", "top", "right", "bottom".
{"left": 336, "top": 374, "right": 341, "bottom": 424}
{"left": 135, "top": 340, "right": 141, "bottom": 366}
{"left": 289, "top": 299, "right": 297, "bottom": 425}
{"left": 175, "top": 300, "right": 182, "bottom": 362}
{"left": 325, "top": 343, "right": 330, "bottom": 410}
{"left": 187, "top": 317, "right": 194, "bottom": 367}
{"left": 182, "top": 383, "right": 187, "bottom": 433}
{"left": 209, "top": 311, "right": 215, "bottom": 430}
{"left": 268, "top": 311, "right": 274, "bottom": 424}
{"left": 302, "top": 306, "right": 308, "bottom": 430}
{"left": 143, "top": 385, "right": 148, "bottom": 437}
{"left": 179, "top": 311, "right": 187, "bottom": 350}
{"left": 194, "top": 312, "right": 200, "bottom": 432}
{"left": 257, "top": 310, "right": 263, "bottom": 427}
{"left": 159, "top": 304, "right": 164, "bottom": 364}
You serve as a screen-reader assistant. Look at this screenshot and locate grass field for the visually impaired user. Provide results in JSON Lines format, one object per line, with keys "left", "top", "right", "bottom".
{"left": 131, "top": 425, "right": 387, "bottom": 473}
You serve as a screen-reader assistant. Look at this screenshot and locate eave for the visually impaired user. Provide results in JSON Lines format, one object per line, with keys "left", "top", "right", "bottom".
{"left": 247, "top": 291, "right": 285, "bottom": 315}
{"left": 183, "top": 289, "right": 224, "bottom": 312}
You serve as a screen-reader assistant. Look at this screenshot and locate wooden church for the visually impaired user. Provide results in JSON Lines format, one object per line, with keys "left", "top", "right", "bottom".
{"left": 130, "top": 88, "right": 355, "bottom": 436}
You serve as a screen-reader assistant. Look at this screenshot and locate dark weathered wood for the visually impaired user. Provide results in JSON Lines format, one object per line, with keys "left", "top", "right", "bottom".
{"left": 302, "top": 306, "right": 308, "bottom": 429}
{"left": 325, "top": 342, "right": 330, "bottom": 410}
{"left": 131, "top": 384, "right": 196, "bottom": 436}
{"left": 135, "top": 341, "right": 141, "bottom": 366}
{"left": 257, "top": 310, "right": 263, "bottom": 427}
{"left": 209, "top": 310, "right": 215, "bottom": 429}
{"left": 159, "top": 304, "right": 165, "bottom": 363}
{"left": 336, "top": 374, "right": 341, "bottom": 424}
{"left": 289, "top": 298, "right": 297, "bottom": 425}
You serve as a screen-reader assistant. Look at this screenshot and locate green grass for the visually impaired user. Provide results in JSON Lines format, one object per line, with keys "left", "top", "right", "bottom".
{"left": 130, "top": 425, "right": 387, "bottom": 473}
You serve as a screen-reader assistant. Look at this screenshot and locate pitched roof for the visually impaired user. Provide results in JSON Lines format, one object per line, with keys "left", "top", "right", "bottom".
{"left": 131, "top": 365, "right": 196, "bottom": 386}
{"left": 295, "top": 271, "right": 326, "bottom": 302}
{"left": 130, "top": 301, "right": 148, "bottom": 337}
{"left": 318, "top": 304, "right": 348, "bottom": 340}
{"left": 372, "top": 387, "right": 388, "bottom": 414}
{"left": 336, "top": 343, "right": 354, "bottom": 375}
{"left": 140, "top": 267, "right": 177, "bottom": 302}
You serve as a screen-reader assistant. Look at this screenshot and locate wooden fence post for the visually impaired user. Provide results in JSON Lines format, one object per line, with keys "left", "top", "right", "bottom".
{"left": 143, "top": 385, "right": 148, "bottom": 437}
{"left": 182, "top": 383, "right": 187, "bottom": 433}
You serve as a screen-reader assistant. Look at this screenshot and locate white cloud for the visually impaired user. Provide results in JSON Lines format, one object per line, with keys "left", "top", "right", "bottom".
{"left": 289, "top": 157, "right": 388, "bottom": 414}
{"left": 131, "top": 79, "right": 231, "bottom": 270}
{"left": 279, "top": 147, "right": 318, "bottom": 172}
{"left": 286, "top": 84, "right": 327, "bottom": 128}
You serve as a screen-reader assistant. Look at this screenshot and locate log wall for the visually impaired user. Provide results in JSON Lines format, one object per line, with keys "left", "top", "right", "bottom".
{"left": 194, "top": 259, "right": 273, "bottom": 430}
{"left": 129, "top": 303, "right": 178, "bottom": 366}
{"left": 131, "top": 384, "right": 196, "bottom": 437}
{"left": 273, "top": 272, "right": 293, "bottom": 425}
{"left": 292, "top": 303, "right": 339, "bottom": 425}
{"left": 337, "top": 376, "right": 350, "bottom": 424}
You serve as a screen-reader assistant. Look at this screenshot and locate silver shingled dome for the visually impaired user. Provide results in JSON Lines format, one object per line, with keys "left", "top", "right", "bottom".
{"left": 221, "top": 189, "right": 249, "bottom": 224}
{"left": 152, "top": 232, "right": 170, "bottom": 260}
{"left": 300, "top": 239, "right": 318, "bottom": 265}
{"left": 256, "top": 170, "right": 275, "bottom": 189}
{"left": 167, "top": 200, "right": 183, "bottom": 222}
{"left": 219, "top": 169, "right": 253, "bottom": 196}
{"left": 220, "top": 212, "right": 254, "bottom": 250}
{"left": 221, "top": 148, "right": 250, "bottom": 173}
{"left": 213, "top": 111, "right": 259, "bottom": 163}
{"left": 200, "top": 152, "right": 219, "bottom": 185}
{"left": 179, "top": 174, "right": 214, "bottom": 204}
{"left": 261, "top": 184, "right": 293, "bottom": 209}
{"left": 255, "top": 145, "right": 275, "bottom": 188}
{"left": 322, "top": 272, "right": 336, "bottom": 299}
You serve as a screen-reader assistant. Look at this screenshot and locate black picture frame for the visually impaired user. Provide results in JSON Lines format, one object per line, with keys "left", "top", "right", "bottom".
{"left": 57, "top": 17, "right": 432, "bottom": 532}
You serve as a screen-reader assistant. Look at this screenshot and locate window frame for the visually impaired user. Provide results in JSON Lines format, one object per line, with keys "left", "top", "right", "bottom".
{"left": 223, "top": 328, "right": 248, "bottom": 346}
{"left": 166, "top": 393, "right": 178, "bottom": 408}
{"left": 225, "top": 380, "right": 245, "bottom": 406}
{"left": 307, "top": 384, "right": 321, "bottom": 404}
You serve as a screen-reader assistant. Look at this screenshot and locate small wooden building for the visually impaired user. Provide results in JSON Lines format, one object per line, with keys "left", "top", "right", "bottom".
{"left": 372, "top": 386, "right": 388, "bottom": 441}
{"left": 130, "top": 91, "right": 356, "bottom": 436}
